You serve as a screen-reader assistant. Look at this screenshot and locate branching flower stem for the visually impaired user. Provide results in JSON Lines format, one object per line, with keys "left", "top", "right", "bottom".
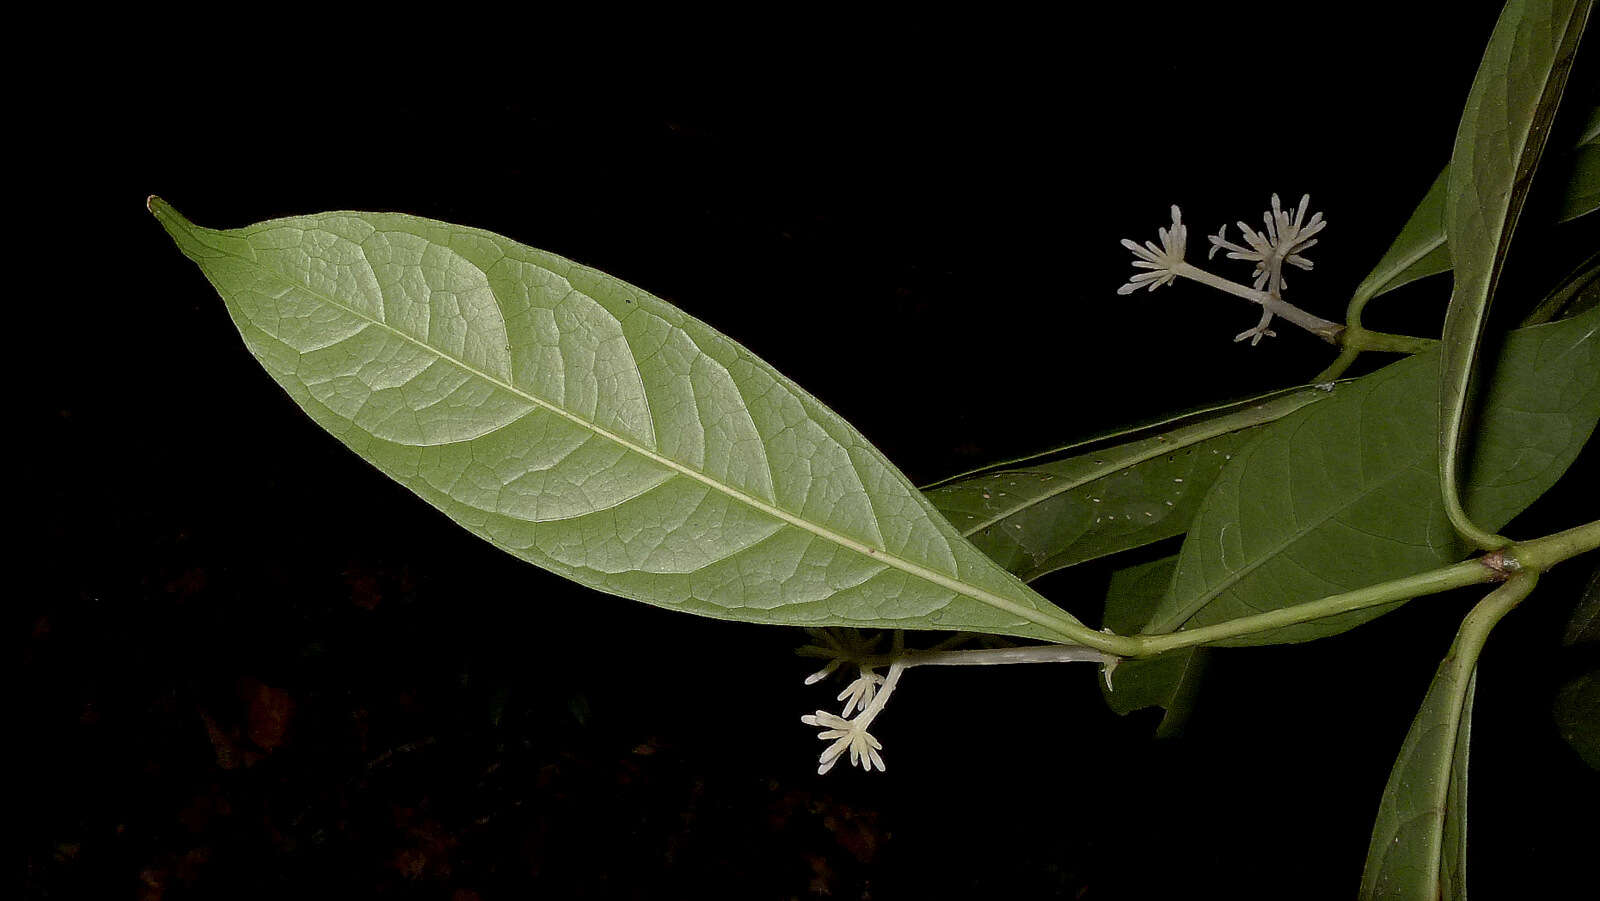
{"left": 1170, "top": 261, "right": 1345, "bottom": 342}
{"left": 1119, "top": 200, "right": 1429, "bottom": 351}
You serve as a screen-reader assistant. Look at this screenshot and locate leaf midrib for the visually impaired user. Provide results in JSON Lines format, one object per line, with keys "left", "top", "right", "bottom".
{"left": 204, "top": 229, "right": 1080, "bottom": 639}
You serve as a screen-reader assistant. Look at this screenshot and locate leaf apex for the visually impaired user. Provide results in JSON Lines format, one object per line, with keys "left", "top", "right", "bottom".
{"left": 147, "top": 194, "right": 188, "bottom": 230}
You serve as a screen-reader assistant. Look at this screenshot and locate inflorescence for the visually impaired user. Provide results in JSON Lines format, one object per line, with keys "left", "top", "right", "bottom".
{"left": 796, "top": 629, "right": 1116, "bottom": 775}
{"left": 1119, "top": 194, "right": 1330, "bottom": 345}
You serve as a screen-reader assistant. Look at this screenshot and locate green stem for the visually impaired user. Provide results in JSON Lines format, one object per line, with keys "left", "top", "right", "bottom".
{"left": 1313, "top": 328, "right": 1436, "bottom": 382}
{"left": 1510, "top": 518, "right": 1600, "bottom": 571}
{"left": 1441, "top": 572, "right": 1540, "bottom": 692}
{"left": 1069, "top": 518, "right": 1599, "bottom": 658}
{"left": 1347, "top": 328, "right": 1438, "bottom": 354}
{"left": 1134, "top": 560, "right": 1491, "bottom": 655}
{"left": 1314, "top": 345, "right": 1364, "bottom": 382}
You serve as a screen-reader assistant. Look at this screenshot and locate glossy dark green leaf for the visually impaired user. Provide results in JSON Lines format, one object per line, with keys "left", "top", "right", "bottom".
{"left": 1438, "top": 0, "right": 1590, "bottom": 547}
{"left": 1556, "top": 105, "right": 1600, "bottom": 222}
{"left": 1098, "top": 555, "right": 1204, "bottom": 736}
{"left": 924, "top": 387, "right": 1328, "bottom": 581}
{"left": 151, "top": 198, "right": 1088, "bottom": 642}
{"left": 1553, "top": 670, "right": 1600, "bottom": 769}
{"left": 1146, "top": 306, "right": 1600, "bottom": 645}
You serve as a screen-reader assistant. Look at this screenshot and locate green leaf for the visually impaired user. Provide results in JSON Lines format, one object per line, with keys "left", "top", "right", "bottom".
{"left": 150, "top": 198, "right": 1089, "bottom": 643}
{"left": 1351, "top": 105, "right": 1596, "bottom": 322}
{"left": 923, "top": 386, "right": 1329, "bottom": 581}
{"left": 1146, "top": 305, "right": 1600, "bottom": 645}
{"left": 1360, "top": 669, "right": 1478, "bottom": 901}
{"left": 1098, "top": 555, "right": 1205, "bottom": 737}
{"left": 1350, "top": 168, "right": 1452, "bottom": 316}
{"left": 1438, "top": 0, "right": 1591, "bottom": 548}
{"left": 1361, "top": 574, "right": 1537, "bottom": 901}
{"left": 1553, "top": 670, "right": 1600, "bottom": 769}
{"left": 1556, "top": 105, "right": 1600, "bottom": 222}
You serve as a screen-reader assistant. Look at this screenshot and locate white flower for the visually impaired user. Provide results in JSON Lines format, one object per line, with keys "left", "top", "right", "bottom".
{"left": 1118, "top": 205, "right": 1188, "bottom": 295}
{"left": 836, "top": 669, "right": 885, "bottom": 716}
{"left": 1207, "top": 193, "right": 1325, "bottom": 294}
{"left": 801, "top": 710, "right": 886, "bottom": 774}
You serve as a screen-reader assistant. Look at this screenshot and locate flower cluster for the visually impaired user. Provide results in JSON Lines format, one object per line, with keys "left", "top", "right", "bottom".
{"left": 1208, "top": 193, "right": 1325, "bottom": 294}
{"left": 797, "top": 628, "right": 902, "bottom": 774}
{"left": 1118, "top": 194, "right": 1329, "bottom": 345}
{"left": 1117, "top": 205, "right": 1188, "bottom": 295}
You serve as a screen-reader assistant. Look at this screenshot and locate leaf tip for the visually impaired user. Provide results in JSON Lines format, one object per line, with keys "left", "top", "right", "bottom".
{"left": 146, "top": 195, "right": 188, "bottom": 227}
{"left": 147, "top": 194, "right": 180, "bottom": 220}
{"left": 147, "top": 196, "right": 203, "bottom": 250}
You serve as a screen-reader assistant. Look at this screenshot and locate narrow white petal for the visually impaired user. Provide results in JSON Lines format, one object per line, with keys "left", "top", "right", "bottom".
{"left": 820, "top": 736, "right": 850, "bottom": 765}
{"left": 804, "top": 660, "right": 841, "bottom": 685}
{"left": 1122, "top": 238, "right": 1159, "bottom": 262}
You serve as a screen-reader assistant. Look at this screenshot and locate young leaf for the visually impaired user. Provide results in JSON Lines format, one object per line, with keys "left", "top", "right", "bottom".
{"left": 1438, "top": 0, "right": 1591, "bottom": 548}
{"left": 150, "top": 199, "right": 1090, "bottom": 643}
{"left": 1360, "top": 574, "right": 1537, "bottom": 901}
{"left": 1146, "top": 305, "right": 1599, "bottom": 645}
{"left": 924, "top": 387, "right": 1329, "bottom": 581}
{"left": 1098, "top": 555, "right": 1205, "bottom": 737}
{"left": 1349, "top": 168, "right": 1451, "bottom": 317}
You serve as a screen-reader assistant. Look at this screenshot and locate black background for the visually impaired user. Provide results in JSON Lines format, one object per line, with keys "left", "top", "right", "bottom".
{"left": 30, "top": 6, "right": 1600, "bottom": 899}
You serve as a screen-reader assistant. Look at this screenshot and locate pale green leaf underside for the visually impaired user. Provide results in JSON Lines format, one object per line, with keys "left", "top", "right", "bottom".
{"left": 925, "top": 387, "right": 1329, "bottom": 581}
{"left": 1148, "top": 306, "right": 1600, "bottom": 644}
{"left": 151, "top": 198, "right": 1083, "bottom": 642}
{"left": 1360, "top": 666, "right": 1476, "bottom": 900}
{"left": 1099, "top": 555, "right": 1204, "bottom": 736}
{"left": 1439, "top": 0, "right": 1589, "bottom": 544}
